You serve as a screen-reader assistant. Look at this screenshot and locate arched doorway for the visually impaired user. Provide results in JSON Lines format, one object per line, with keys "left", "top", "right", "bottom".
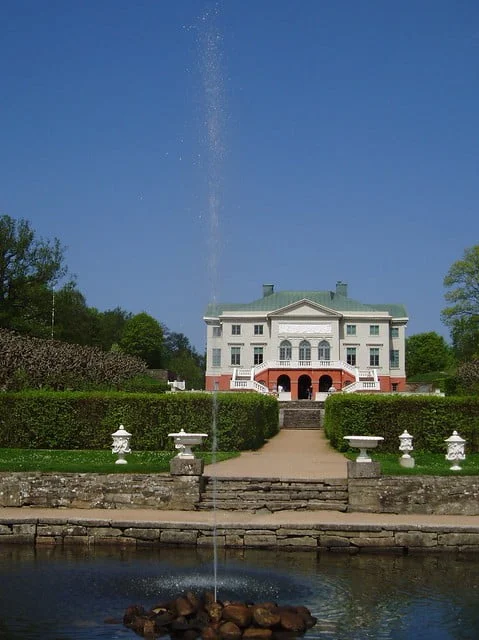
{"left": 298, "top": 374, "right": 312, "bottom": 399}
{"left": 319, "top": 375, "right": 333, "bottom": 392}
{"left": 277, "top": 374, "right": 291, "bottom": 392}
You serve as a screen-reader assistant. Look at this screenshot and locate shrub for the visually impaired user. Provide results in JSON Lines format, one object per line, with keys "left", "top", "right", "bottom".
{"left": 323, "top": 393, "right": 479, "bottom": 453}
{"left": 0, "top": 328, "right": 147, "bottom": 391}
{"left": 0, "top": 391, "right": 279, "bottom": 452}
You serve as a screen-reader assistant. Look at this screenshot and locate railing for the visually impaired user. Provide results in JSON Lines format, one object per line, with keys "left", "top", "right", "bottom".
{"left": 343, "top": 380, "right": 380, "bottom": 393}
{"left": 230, "top": 379, "right": 269, "bottom": 394}
{"left": 252, "top": 359, "right": 359, "bottom": 378}
{"left": 233, "top": 368, "right": 254, "bottom": 380}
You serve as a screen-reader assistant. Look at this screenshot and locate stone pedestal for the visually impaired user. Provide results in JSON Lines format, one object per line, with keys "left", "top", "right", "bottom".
{"left": 400, "top": 456, "right": 415, "bottom": 468}
{"left": 170, "top": 457, "right": 204, "bottom": 476}
{"left": 347, "top": 460, "right": 381, "bottom": 478}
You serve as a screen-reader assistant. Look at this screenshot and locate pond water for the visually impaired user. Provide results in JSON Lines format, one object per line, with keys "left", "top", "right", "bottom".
{"left": 0, "top": 545, "right": 478, "bottom": 639}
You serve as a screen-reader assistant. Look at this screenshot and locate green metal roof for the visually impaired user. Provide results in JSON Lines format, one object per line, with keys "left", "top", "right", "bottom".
{"left": 205, "top": 290, "right": 408, "bottom": 319}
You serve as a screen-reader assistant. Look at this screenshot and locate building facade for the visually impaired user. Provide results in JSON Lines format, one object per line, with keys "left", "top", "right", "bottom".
{"left": 204, "top": 282, "right": 408, "bottom": 400}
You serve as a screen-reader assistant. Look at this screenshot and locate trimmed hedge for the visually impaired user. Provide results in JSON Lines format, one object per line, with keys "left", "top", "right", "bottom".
{"left": 0, "top": 391, "right": 279, "bottom": 452}
{"left": 324, "top": 394, "right": 479, "bottom": 453}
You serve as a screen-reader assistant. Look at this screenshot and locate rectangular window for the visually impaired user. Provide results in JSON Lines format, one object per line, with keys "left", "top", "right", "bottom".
{"left": 346, "top": 347, "right": 356, "bottom": 366}
{"left": 392, "top": 383, "right": 398, "bottom": 392}
{"left": 212, "top": 326, "right": 222, "bottom": 337}
{"left": 254, "top": 324, "right": 264, "bottom": 335}
{"left": 231, "top": 324, "right": 241, "bottom": 335}
{"left": 370, "top": 347, "right": 380, "bottom": 367}
{"left": 390, "top": 349, "right": 399, "bottom": 368}
{"left": 230, "top": 346, "right": 241, "bottom": 366}
{"left": 346, "top": 324, "right": 356, "bottom": 336}
{"left": 212, "top": 348, "right": 221, "bottom": 367}
{"left": 391, "top": 327, "right": 399, "bottom": 338}
{"left": 253, "top": 346, "right": 263, "bottom": 365}
{"left": 369, "top": 324, "right": 379, "bottom": 336}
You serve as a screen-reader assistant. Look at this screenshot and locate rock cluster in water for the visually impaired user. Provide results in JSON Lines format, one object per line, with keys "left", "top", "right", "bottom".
{"left": 122, "top": 591, "right": 317, "bottom": 639}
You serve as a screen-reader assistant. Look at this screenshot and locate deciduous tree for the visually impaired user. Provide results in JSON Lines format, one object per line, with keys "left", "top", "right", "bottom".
{"left": 0, "top": 214, "right": 68, "bottom": 335}
{"left": 119, "top": 312, "right": 164, "bottom": 368}
{"left": 405, "top": 332, "right": 452, "bottom": 378}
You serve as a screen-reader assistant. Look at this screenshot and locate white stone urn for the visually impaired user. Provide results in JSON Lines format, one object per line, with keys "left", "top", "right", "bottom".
{"left": 343, "top": 435, "right": 384, "bottom": 462}
{"left": 445, "top": 430, "right": 466, "bottom": 471}
{"left": 399, "top": 430, "right": 415, "bottom": 468}
{"left": 168, "top": 428, "right": 208, "bottom": 459}
{"left": 111, "top": 425, "right": 132, "bottom": 464}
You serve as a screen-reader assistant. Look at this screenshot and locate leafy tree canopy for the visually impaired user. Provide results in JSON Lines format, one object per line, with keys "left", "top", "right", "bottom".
{"left": 119, "top": 312, "right": 164, "bottom": 368}
{"left": 442, "top": 245, "right": 479, "bottom": 324}
{"left": 405, "top": 331, "right": 452, "bottom": 379}
{"left": 442, "top": 245, "right": 479, "bottom": 364}
{"left": 0, "top": 214, "right": 68, "bottom": 334}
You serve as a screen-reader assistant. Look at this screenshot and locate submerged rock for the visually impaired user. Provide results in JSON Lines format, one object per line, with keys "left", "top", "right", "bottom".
{"left": 121, "top": 591, "right": 317, "bottom": 639}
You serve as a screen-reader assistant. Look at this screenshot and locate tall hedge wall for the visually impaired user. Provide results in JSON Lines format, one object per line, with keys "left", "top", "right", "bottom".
{"left": 0, "top": 392, "right": 279, "bottom": 452}
{"left": 323, "top": 394, "right": 479, "bottom": 453}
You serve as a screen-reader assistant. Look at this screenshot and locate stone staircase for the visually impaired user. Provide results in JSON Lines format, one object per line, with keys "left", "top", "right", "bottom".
{"left": 196, "top": 477, "right": 348, "bottom": 512}
{"left": 279, "top": 401, "right": 323, "bottom": 429}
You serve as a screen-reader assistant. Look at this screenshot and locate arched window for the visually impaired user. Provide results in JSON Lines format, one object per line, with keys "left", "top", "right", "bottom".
{"left": 299, "top": 340, "right": 311, "bottom": 360}
{"left": 318, "top": 340, "right": 330, "bottom": 361}
{"left": 279, "top": 340, "right": 292, "bottom": 360}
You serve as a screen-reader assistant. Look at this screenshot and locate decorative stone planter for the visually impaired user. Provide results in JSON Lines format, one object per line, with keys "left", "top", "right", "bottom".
{"left": 168, "top": 429, "right": 208, "bottom": 459}
{"left": 344, "top": 435, "right": 384, "bottom": 463}
{"left": 168, "top": 428, "right": 208, "bottom": 476}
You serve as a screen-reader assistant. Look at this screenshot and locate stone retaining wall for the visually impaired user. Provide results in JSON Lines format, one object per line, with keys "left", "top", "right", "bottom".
{"left": 1, "top": 472, "right": 479, "bottom": 516}
{"left": 1, "top": 515, "right": 478, "bottom": 552}
{"left": 0, "top": 472, "right": 202, "bottom": 510}
{"left": 349, "top": 477, "right": 479, "bottom": 515}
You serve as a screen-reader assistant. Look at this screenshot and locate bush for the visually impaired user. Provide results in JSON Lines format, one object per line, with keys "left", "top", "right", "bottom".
{"left": 323, "top": 393, "right": 479, "bottom": 453}
{"left": 117, "top": 374, "right": 169, "bottom": 394}
{"left": 0, "top": 328, "right": 147, "bottom": 391}
{"left": 0, "top": 391, "right": 279, "bottom": 452}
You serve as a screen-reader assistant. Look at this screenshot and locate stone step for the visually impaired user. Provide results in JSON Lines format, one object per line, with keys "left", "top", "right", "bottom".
{"left": 197, "top": 477, "right": 348, "bottom": 512}
{"left": 197, "top": 500, "right": 348, "bottom": 512}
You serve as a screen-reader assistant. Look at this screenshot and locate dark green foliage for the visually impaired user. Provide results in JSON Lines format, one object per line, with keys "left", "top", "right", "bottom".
{"left": 117, "top": 374, "right": 169, "bottom": 394}
{"left": 0, "top": 392, "right": 279, "bottom": 452}
{"left": 120, "top": 312, "right": 164, "bottom": 367}
{"left": 323, "top": 394, "right": 479, "bottom": 453}
{"left": 0, "top": 214, "right": 67, "bottom": 335}
{"left": 0, "top": 328, "right": 147, "bottom": 391}
{"left": 405, "top": 332, "right": 452, "bottom": 379}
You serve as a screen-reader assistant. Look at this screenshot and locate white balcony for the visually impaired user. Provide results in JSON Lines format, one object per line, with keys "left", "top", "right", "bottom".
{"left": 252, "top": 359, "right": 358, "bottom": 377}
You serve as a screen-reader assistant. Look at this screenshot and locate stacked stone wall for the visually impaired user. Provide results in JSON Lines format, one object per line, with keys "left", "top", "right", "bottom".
{"left": 348, "top": 476, "right": 479, "bottom": 515}
{"left": 1, "top": 515, "right": 479, "bottom": 552}
{"left": 0, "top": 472, "right": 202, "bottom": 510}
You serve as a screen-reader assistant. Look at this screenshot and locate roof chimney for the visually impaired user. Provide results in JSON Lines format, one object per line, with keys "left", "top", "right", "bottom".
{"left": 336, "top": 281, "right": 348, "bottom": 297}
{"left": 262, "top": 284, "right": 274, "bottom": 297}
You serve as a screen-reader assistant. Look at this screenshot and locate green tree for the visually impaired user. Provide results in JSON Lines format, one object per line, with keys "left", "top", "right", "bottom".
{"left": 96, "top": 306, "right": 132, "bottom": 351}
{"left": 442, "top": 245, "right": 479, "bottom": 362}
{"left": 119, "top": 312, "right": 163, "bottom": 367}
{"left": 53, "top": 283, "right": 101, "bottom": 345}
{"left": 450, "top": 316, "right": 479, "bottom": 362}
{"left": 0, "top": 215, "right": 68, "bottom": 334}
{"left": 405, "top": 331, "right": 452, "bottom": 378}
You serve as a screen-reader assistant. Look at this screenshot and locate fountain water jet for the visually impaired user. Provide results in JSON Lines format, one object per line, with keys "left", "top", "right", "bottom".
{"left": 196, "top": 5, "right": 225, "bottom": 602}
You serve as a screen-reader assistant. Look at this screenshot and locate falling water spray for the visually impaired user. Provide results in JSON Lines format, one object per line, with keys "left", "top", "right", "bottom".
{"left": 196, "top": 5, "right": 225, "bottom": 602}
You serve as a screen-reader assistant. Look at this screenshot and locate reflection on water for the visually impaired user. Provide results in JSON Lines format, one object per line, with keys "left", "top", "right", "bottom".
{"left": 0, "top": 545, "right": 478, "bottom": 639}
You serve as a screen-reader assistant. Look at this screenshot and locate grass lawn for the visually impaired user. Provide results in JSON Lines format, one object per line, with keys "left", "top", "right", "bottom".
{"left": 0, "top": 449, "right": 239, "bottom": 474}
{"left": 345, "top": 451, "right": 479, "bottom": 476}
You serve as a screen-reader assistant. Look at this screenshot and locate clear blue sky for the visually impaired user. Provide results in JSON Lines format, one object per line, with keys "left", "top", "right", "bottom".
{"left": 1, "top": 0, "right": 478, "bottom": 351}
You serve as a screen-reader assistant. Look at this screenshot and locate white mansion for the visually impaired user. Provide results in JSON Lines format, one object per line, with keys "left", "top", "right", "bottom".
{"left": 204, "top": 282, "right": 408, "bottom": 400}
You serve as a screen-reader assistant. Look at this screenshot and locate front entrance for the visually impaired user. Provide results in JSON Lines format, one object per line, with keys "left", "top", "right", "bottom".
{"left": 277, "top": 374, "right": 291, "bottom": 393}
{"left": 298, "top": 374, "right": 312, "bottom": 400}
{"left": 319, "top": 375, "right": 333, "bottom": 392}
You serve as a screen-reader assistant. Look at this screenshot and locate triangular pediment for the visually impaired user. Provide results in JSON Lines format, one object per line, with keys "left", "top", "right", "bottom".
{"left": 267, "top": 298, "right": 342, "bottom": 318}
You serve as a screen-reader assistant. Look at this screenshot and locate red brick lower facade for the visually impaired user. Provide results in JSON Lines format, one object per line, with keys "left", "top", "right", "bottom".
{"left": 206, "top": 370, "right": 407, "bottom": 398}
